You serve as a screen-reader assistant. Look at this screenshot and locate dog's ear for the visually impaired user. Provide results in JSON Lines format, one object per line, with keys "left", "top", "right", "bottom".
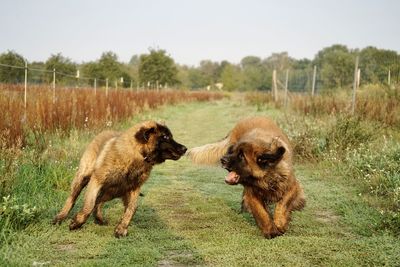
{"left": 135, "top": 126, "right": 156, "bottom": 144}
{"left": 257, "top": 146, "right": 285, "bottom": 168}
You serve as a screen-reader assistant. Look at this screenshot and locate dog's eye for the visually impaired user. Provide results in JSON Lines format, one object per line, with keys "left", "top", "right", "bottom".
{"left": 238, "top": 151, "right": 244, "bottom": 160}
{"left": 163, "top": 135, "right": 170, "bottom": 140}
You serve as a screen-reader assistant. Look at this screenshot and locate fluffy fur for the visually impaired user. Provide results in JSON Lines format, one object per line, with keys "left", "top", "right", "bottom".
{"left": 53, "top": 121, "right": 187, "bottom": 238}
{"left": 187, "top": 116, "right": 305, "bottom": 238}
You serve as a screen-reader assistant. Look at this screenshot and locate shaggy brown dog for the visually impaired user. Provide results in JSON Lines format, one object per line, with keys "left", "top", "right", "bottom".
{"left": 187, "top": 117, "right": 305, "bottom": 238}
{"left": 53, "top": 121, "right": 187, "bottom": 237}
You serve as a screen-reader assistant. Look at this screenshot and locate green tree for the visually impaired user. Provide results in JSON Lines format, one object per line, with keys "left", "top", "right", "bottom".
{"left": 127, "top": 54, "right": 140, "bottom": 86}
{"left": 99, "top": 52, "right": 125, "bottom": 82}
{"left": 188, "top": 68, "right": 208, "bottom": 89}
{"left": 313, "top": 44, "right": 354, "bottom": 89}
{"left": 199, "top": 60, "right": 220, "bottom": 85}
{"left": 240, "top": 56, "right": 269, "bottom": 90}
{"left": 220, "top": 63, "right": 243, "bottom": 91}
{"left": 80, "top": 61, "right": 102, "bottom": 86}
{"left": 139, "top": 49, "right": 179, "bottom": 87}
{"left": 29, "top": 61, "right": 46, "bottom": 84}
{"left": 45, "top": 53, "right": 77, "bottom": 84}
{"left": 0, "top": 50, "right": 26, "bottom": 83}
{"left": 290, "top": 59, "right": 313, "bottom": 92}
{"left": 360, "top": 46, "right": 399, "bottom": 84}
{"left": 176, "top": 65, "right": 191, "bottom": 90}
{"left": 81, "top": 52, "right": 132, "bottom": 88}
{"left": 263, "top": 52, "right": 292, "bottom": 72}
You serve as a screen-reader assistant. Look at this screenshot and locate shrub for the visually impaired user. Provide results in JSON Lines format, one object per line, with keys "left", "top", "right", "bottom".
{"left": 0, "top": 195, "right": 39, "bottom": 232}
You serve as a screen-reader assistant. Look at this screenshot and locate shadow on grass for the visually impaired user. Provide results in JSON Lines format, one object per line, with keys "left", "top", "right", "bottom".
{"left": 1, "top": 201, "right": 205, "bottom": 266}
{"left": 91, "top": 203, "right": 206, "bottom": 266}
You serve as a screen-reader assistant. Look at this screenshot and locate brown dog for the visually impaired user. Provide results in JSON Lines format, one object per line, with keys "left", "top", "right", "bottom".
{"left": 53, "top": 121, "right": 187, "bottom": 237}
{"left": 187, "top": 117, "right": 305, "bottom": 238}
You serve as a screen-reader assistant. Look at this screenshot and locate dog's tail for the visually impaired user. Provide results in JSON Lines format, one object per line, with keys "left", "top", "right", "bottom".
{"left": 186, "top": 137, "right": 230, "bottom": 166}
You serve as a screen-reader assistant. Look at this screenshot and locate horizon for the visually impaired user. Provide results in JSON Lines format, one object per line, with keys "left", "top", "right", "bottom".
{"left": 1, "top": 43, "right": 397, "bottom": 67}
{"left": 1, "top": 0, "right": 399, "bottom": 66}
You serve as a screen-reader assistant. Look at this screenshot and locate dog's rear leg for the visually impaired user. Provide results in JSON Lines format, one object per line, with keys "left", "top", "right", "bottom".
{"left": 52, "top": 173, "right": 90, "bottom": 225}
{"left": 69, "top": 179, "right": 101, "bottom": 230}
{"left": 93, "top": 193, "right": 112, "bottom": 225}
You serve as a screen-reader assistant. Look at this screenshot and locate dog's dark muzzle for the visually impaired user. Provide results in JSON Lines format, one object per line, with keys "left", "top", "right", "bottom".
{"left": 169, "top": 143, "right": 187, "bottom": 160}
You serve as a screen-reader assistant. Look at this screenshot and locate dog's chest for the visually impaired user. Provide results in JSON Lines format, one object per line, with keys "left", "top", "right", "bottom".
{"left": 255, "top": 178, "right": 288, "bottom": 202}
{"left": 103, "top": 161, "right": 152, "bottom": 196}
{"left": 124, "top": 163, "right": 152, "bottom": 187}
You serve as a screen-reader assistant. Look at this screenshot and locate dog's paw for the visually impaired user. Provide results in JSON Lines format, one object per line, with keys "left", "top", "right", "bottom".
{"left": 263, "top": 228, "right": 283, "bottom": 239}
{"left": 52, "top": 216, "right": 63, "bottom": 225}
{"left": 69, "top": 220, "right": 83, "bottom": 231}
{"left": 114, "top": 226, "right": 128, "bottom": 238}
{"left": 94, "top": 218, "right": 108, "bottom": 226}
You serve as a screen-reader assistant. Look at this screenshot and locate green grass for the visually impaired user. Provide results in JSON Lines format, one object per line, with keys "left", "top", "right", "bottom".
{"left": 1, "top": 99, "right": 399, "bottom": 266}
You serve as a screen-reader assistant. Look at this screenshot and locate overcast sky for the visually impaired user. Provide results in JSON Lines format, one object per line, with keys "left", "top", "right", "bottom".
{"left": 1, "top": 0, "right": 399, "bottom": 66}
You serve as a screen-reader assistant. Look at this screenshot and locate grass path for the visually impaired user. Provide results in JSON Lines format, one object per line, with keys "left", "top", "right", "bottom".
{"left": 1, "top": 99, "right": 399, "bottom": 266}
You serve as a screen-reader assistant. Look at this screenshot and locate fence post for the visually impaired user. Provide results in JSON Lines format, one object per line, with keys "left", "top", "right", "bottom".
{"left": 272, "top": 69, "right": 278, "bottom": 102}
{"left": 53, "top": 68, "right": 56, "bottom": 103}
{"left": 94, "top": 78, "right": 97, "bottom": 95}
{"left": 311, "top": 65, "right": 316, "bottom": 97}
{"left": 24, "top": 61, "right": 27, "bottom": 109}
{"left": 357, "top": 68, "right": 361, "bottom": 88}
{"left": 284, "top": 69, "right": 289, "bottom": 108}
{"left": 388, "top": 68, "right": 391, "bottom": 85}
{"left": 106, "top": 78, "right": 109, "bottom": 96}
{"left": 351, "top": 55, "right": 359, "bottom": 115}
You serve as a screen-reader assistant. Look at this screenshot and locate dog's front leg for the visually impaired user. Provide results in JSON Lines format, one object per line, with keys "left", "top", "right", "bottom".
{"left": 114, "top": 189, "right": 141, "bottom": 238}
{"left": 243, "top": 187, "right": 282, "bottom": 239}
{"left": 274, "top": 183, "right": 305, "bottom": 233}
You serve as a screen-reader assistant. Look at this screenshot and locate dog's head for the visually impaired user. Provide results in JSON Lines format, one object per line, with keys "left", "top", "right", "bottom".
{"left": 135, "top": 122, "right": 187, "bottom": 164}
{"left": 220, "top": 137, "right": 286, "bottom": 185}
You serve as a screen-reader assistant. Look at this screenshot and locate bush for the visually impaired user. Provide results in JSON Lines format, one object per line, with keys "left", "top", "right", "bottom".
{"left": 0, "top": 195, "right": 39, "bottom": 232}
{"left": 279, "top": 112, "right": 400, "bottom": 233}
{"left": 324, "top": 115, "right": 380, "bottom": 156}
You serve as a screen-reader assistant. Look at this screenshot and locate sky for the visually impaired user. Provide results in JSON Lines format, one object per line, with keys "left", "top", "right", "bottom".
{"left": 0, "top": 0, "right": 399, "bottom": 66}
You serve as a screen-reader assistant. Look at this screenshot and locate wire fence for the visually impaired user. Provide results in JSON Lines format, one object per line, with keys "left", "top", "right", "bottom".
{"left": 0, "top": 62, "right": 165, "bottom": 108}
{"left": 0, "top": 62, "right": 134, "bottom": 88}
{"left": 1, "top": 57, "right": 398, "bottom": 110}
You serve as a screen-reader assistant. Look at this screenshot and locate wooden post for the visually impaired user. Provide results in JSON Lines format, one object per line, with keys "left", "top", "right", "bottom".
{"left": 311, "top": 65, "right": 316, "bottom": 97}
{"left": 357, "top": 68, "right": 361, "bottom": 89}
{"left": 24, "top": 61, "right": 27, "bottom": 109}
{"left": 53, "top": 68, "right": 56, "bottom": 103}
{"left": 272, "top": 69, "right": 278, "bottom": 102}
{"left": 388, "top": 69, "right": 391, "bottom": 85}
{"left": 94, "top": 78, "right": 97, "bottom": 95}
{"left": 106, "top": 78, "right": 109, "bottom": 96}
{"left": 76, "top": 70, "right": 80, "bottom": 88}
{"left": 351, "top": 56, "right": 359, "bottom": 115}
{"left": 284, "top": 69, "right": 289, "bottom": 108}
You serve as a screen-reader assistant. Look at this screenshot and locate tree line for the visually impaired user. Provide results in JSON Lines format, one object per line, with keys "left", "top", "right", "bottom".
{"left": 0, "top": 44, "right": 399, "bottom": 91}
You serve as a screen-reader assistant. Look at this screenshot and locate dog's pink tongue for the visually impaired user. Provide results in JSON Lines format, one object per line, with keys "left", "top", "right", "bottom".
{"left": 225, "top": 171, "right": 240, "bottom": 185}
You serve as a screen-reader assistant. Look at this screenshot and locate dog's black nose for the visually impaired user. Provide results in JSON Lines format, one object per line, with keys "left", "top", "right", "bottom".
{"left": 180, "top": 145, "right": 187, "bottom": 154}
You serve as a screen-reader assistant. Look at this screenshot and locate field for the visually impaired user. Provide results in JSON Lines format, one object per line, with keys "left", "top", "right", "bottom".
{"left": 1, "top": 88, "right": 399, "bottom": 266}
{"left": 0, "top": 85, "right": 223, "bottom": 148}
